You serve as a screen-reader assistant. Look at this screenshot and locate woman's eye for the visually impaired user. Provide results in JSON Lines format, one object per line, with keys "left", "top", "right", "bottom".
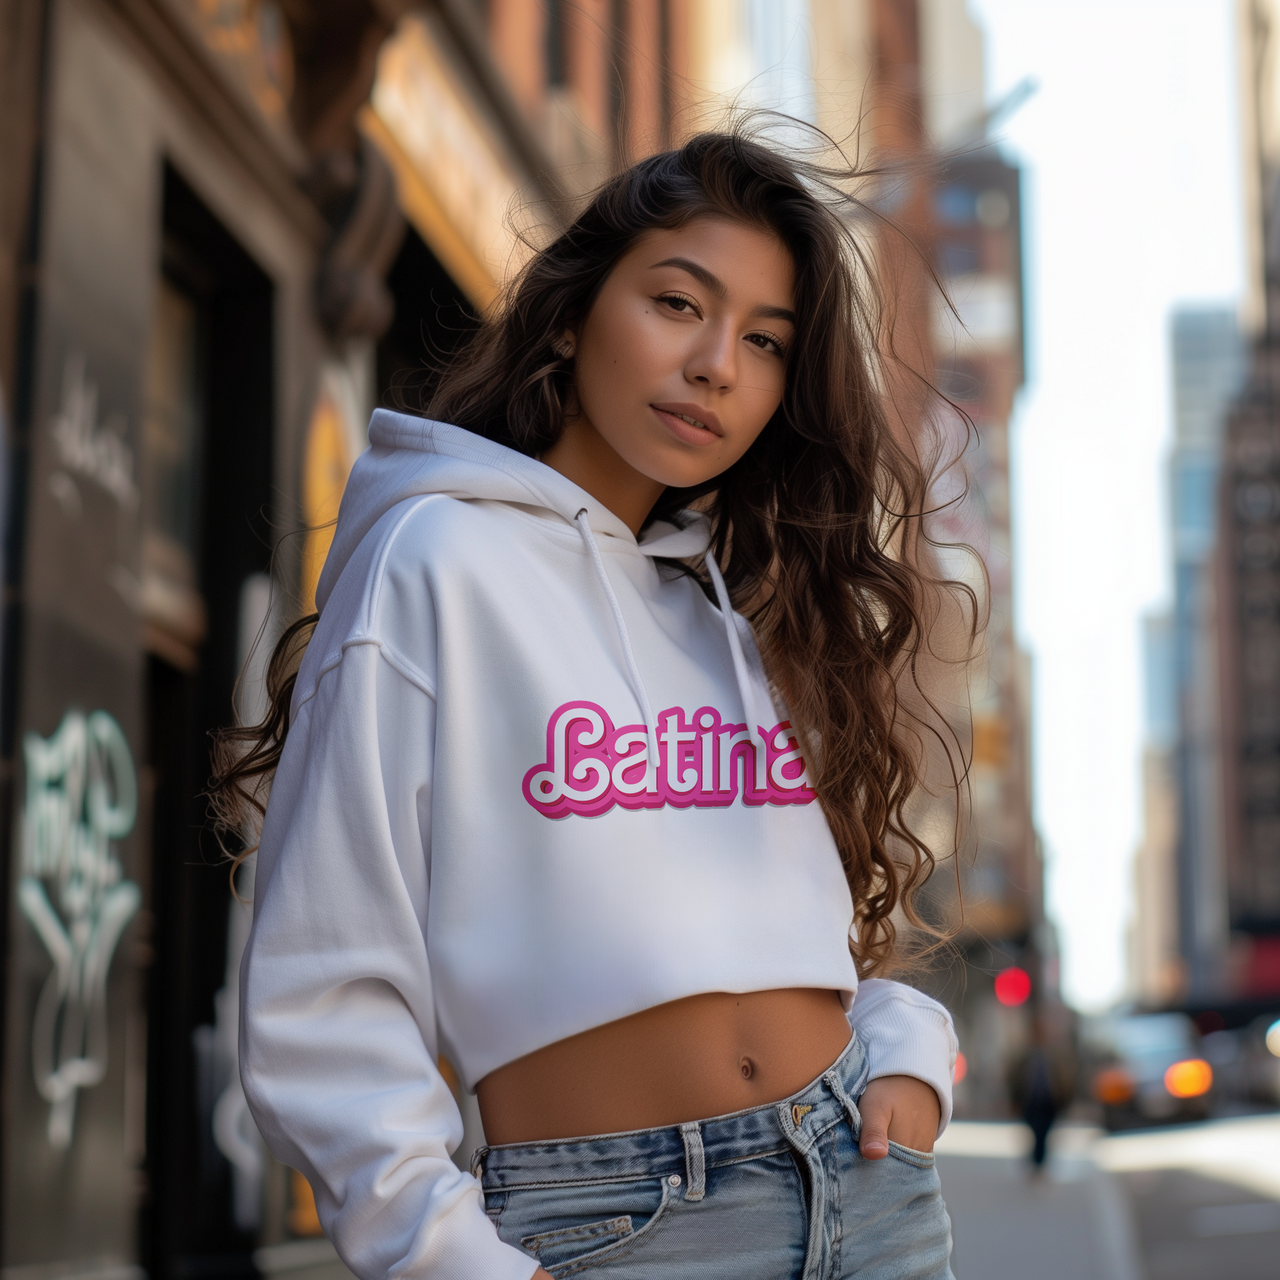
{"left": 657, "top": 293, "right": 699, "bottom": 315}
{"left": 746, "top": 332, "right": 787, "bottom": 357}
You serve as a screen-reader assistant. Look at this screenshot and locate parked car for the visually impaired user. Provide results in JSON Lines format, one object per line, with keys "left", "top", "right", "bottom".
{"left": 1080, "top": 1012, "right": 1213, "bottom": 1130}
{"left": 1238, "top": 1014, "right": 1280, "bottom": 1106}
{"left": 1174, "top": 1013, "right": 1280, "bottom": 1114}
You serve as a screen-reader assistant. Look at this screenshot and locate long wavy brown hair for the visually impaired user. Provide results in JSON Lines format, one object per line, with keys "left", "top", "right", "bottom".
{"left": 212, "top": 127, "right": 978, "bottom": 974}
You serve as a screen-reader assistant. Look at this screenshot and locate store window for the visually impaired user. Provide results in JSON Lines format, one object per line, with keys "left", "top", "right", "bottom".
{"left": 140, "top": 165, "right": 274, "bottom": 1280}
{"left": 141, "top": 279, "right": 207, "bottom": 671}
{"left": 376, "top": 224, "right": 477, "bottom": 413}
{"left": 300, "top": 364, "right": 370, "bottom": 612}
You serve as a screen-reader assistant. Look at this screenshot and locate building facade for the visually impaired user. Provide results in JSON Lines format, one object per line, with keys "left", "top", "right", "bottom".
{"left": 1131, "top": 610, "right": 1180, "bottom": 1003}
{"left": 1131, "top": 310, "right": 1245, "bottom": 1007}
{"left": 1204, "top": 1, "right": 1280, "bottom": 1008}
{"left": 927, "top": 141, "right": 1044, "bottom": 1115}
{"left": 1171, "top": 311, "right": 1245, "bottom": 998}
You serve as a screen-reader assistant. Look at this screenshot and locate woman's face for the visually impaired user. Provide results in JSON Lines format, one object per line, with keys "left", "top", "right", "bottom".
{"left": 558, "top": 217, "right": 796, "bottom": 508}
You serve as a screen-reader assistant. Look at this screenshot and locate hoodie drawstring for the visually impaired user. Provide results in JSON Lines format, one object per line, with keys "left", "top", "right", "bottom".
{"left": 702, "top": 553, "right": 764, "bottom": 733}
{"left": 576, "top": 510, "right": 661, "bottom": 787}
{"left": 574, "top": 511, "right": 773, "bottom": 791}
{"left": 703, "top": 553, "right": 775, "bottom": 769}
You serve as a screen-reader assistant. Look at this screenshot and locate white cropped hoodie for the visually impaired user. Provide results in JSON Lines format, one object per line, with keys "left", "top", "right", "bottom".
{"left": 241, "top": 411, "right": 958, "bottom": 1280}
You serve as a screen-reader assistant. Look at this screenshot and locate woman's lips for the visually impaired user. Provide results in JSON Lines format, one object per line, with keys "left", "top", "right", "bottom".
{"left": 650, "top": 403, "right": 723, "bottom": 446}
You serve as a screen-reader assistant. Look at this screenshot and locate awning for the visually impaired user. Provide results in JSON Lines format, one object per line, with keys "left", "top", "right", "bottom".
{"left": 362, "top": 13, "right": 530, "bottom": 310}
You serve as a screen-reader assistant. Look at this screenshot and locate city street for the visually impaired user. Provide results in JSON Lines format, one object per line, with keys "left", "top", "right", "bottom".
{"left": 2, "top": 0, "right": 1278, "bottom": 1275}
{"left": 938, "top": 1115, "right": 1280, "bottom": 1279}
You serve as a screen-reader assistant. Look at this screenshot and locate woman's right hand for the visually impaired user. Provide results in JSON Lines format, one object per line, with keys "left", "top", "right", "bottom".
{"left": 857, "top": 1074, "right": 940, "bottom": 1158}
{"left": 533, "top": 1271, "right": 555, "bottom": 1279}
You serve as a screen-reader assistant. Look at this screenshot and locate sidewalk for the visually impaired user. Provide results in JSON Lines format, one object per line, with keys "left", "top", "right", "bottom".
{"left": 937, "top": 1123, "right": 1143, "bottom": 1280}
{"left": 1095, "top": 1114, "right": 1280, "bottom": 1280}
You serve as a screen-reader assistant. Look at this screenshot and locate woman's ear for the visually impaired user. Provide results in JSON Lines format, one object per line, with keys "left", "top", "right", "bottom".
{"left": 553, "top": 331, "right": 576, "bottom": 360}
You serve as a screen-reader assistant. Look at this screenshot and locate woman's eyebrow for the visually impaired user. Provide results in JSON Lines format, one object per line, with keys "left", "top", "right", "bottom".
{"left": 754, "top": 303, "right": 797, "bottom": 324}
{"left": 650, "top": 256, "right": 726, "bottom": 296}
{"left": 649, "top": 256, "right": 796, "bottom": 324}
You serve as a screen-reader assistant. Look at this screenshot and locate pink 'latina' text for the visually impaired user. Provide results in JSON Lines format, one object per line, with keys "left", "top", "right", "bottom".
{"left": 522, "top": 700, "right": 816, "bottom": 819}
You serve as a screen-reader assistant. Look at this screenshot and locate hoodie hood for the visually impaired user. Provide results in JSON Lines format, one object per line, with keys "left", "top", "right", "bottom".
{"left": 316, "top": 410, "right": 712, "bottom": 614}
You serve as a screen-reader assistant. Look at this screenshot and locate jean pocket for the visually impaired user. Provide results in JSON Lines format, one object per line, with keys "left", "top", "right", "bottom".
{"left": 497, "top": 1177, "right": 674, "bottom": 1276}
{"left": 886, "top": 1139, "right": 936, "bottom": 1168}
{"left": 521, "top": 1215, "right": 635, "bottom": 1268}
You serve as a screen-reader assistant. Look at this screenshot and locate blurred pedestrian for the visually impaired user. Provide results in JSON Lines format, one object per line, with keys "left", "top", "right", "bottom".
{"left": 1010, "top": 1015, "right": 1074, "bottom": 1172}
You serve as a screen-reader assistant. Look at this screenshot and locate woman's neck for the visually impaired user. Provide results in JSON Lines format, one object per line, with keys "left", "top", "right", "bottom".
{"left": 541, "top": 415, "right": 665, "bottom": 537}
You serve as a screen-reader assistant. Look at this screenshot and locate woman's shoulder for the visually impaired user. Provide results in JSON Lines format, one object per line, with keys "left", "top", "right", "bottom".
{"left": 301, "top": 496, "right": 527, "bottom": 684}
{"left": 332, "top": 494, "right": 513, "bottom": 602}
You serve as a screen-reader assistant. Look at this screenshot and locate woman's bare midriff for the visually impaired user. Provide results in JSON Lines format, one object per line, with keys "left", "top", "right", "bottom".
{"left": 476, "top": 988, "right": 852, "bottom": 1145}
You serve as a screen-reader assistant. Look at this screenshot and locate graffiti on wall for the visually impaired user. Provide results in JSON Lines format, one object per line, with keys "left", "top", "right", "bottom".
{"left": 19, "top": 710, "right": 140, "bottom": 1149}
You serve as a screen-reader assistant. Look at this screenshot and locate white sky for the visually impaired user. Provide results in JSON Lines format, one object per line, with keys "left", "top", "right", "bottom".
{"left": 967, "top": 0, "right": 1246, "bottom": 1009}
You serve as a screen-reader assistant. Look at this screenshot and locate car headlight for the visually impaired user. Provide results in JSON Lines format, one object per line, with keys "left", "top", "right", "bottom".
{"left": 1265, "top": 1018, "right": 1280, "bottom": 1058}
{"left": 1164, "top": 1058, "right": 1213, "bottom": 1098}
{"left": 1093, "top": 1066, "right": 1135, "bottom": 1104}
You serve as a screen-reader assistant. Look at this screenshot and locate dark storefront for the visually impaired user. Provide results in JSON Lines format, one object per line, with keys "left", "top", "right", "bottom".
{"left": 0, "top": 1, "right": 549, "bottom": 1276}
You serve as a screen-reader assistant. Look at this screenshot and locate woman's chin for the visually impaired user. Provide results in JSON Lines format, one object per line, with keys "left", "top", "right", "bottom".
{"left": 618, "top": 447, "right": 732, "bottom": 494}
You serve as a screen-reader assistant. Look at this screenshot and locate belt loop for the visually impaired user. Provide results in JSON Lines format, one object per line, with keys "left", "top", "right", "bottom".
{"left": 469, "top": 1144, "right": 488, "bottom": 1180}
{"left": 825, "top": 1069, "right": 862, "bottom": 1141}
{"left": 679, "top": 1121, "right": 706, "bottom": 1202}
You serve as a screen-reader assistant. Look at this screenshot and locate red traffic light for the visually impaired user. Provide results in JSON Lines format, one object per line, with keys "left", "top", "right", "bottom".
{"left": 994, "top": 965, "right": 1032, "bottom": 1007}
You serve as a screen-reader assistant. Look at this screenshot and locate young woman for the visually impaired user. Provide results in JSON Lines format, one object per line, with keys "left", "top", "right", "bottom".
{"left": 224, "top": 132, "right": 964, "bottom": 1280}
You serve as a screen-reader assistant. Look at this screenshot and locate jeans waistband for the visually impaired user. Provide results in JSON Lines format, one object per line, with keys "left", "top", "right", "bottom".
{"left": 475, "top": 1029, "right": 869, "bottom": 1194}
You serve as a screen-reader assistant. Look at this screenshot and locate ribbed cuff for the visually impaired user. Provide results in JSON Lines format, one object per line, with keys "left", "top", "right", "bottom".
{"left": 848, "top": 978, "right": 959, "bottom": 1135}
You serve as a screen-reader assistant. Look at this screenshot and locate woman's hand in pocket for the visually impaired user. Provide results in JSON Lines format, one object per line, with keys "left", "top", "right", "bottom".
{"left": 857, "top": 1075, "right": 940, "bottom": 1159}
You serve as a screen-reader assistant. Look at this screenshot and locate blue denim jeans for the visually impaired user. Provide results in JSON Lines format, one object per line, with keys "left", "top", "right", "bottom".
{"left": 474, "top": 1033, "right": 955, "bottom": 1279}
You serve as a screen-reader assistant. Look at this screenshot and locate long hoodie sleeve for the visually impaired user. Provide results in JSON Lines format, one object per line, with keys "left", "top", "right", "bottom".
{"left": 848, "top": 979, "right": 959, "bottom": 1135}
{"left": 240, "top": 640, "right": 538, "bottom": 1280}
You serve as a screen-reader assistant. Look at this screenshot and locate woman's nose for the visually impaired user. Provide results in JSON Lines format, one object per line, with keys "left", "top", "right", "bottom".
{"left": 685, "top": 324, "right": 736, "bottom": 390}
